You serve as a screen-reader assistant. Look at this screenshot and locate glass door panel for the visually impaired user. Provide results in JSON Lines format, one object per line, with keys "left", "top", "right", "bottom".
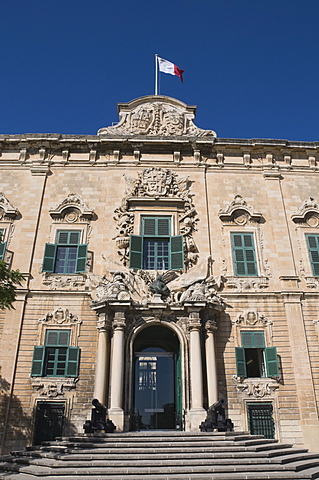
{"left": 134, "top": 351, "right": 175, "bottom": 429}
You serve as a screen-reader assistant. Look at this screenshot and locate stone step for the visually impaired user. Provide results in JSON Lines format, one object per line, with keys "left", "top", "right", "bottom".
{"left": 1, "top": 431, "right": 319, "bottom": 480}
{"left": 1, "top": 458, "right": 319, "bottom": 476}
{"left": 9, "top": 447, "right": 308, "bottom": 461}
{"left": 4, "top": 451, "right": 319, "bottom": 468}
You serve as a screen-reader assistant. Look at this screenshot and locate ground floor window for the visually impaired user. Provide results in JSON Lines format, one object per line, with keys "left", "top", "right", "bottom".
{"left": 247, "top": 402, "right": 275, "bottom": 439}
{"left": 33, "top": 402, "right": 65, "bottom": 445}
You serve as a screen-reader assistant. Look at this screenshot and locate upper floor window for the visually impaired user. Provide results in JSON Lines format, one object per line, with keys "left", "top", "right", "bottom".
{"left": 129, "top": 216, "right": 184, "bottom": 270}
{"left": 306, "top": 234, "right": 319, "bottom": 276}
{"left": 235, "top": 331, "right": 278, "bottom": 378}
{"left": 231, "top": 232, "right": 258, "bottom": 276}
{"left": 42, "top": 230, "right": 88, "bottom": 274}
{"left": 0, "top": 229, "right": 6, "bottom": 260}
{"left": 31, "top": 329, "right": 80, "bottom": 377}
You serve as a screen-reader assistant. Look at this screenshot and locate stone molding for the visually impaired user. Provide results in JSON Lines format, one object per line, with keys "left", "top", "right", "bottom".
{"left": 218, "top": 195, "right": 263, "bottom": 225}
{"left": 97, "top": 96, "right": 216, "bottom": 138}
{"left": 49, "top": 193, "right": 94, "bottom": 223}
{"left": 0, "top": 192, "right": 18, "bottom": 220}
{"left": 232, "top": 376, "right": 279, "bottom": 398}
{"left": 291, "top": 197, "right": 319, "bottom": 226}
{"left": 38, "top": 308, "right": 81, "bottom": 325}
{"left": 232, "top": 310, "right": 272, "bottom": 327}
{"left": 225, "top": 276, "right": 269, "bottom": 292}
{"left": 42, "top": 273, "right": 87, "bottom": 290}
{"left": 31, "top": 378, "right": 78, "bottom": 397}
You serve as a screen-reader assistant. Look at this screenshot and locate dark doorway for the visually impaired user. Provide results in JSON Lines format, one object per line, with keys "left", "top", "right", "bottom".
{"left": 33, "top": 402, "right": 65, "bottom": 445}
{"left": 247, "top": 402, "right": 275, "bottom": 439}
{"left": 132, "top": 325, "right": 181, "bottom": 430}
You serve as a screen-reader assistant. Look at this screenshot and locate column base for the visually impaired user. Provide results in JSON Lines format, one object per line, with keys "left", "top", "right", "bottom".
{"left": 186, "top": 408, "right": 207, "bottom": 431}
{"left": 108, "top": 408, "right": 124, "bottom": 432}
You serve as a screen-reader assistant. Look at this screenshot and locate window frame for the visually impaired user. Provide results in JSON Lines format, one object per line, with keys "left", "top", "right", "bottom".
{"left": 235, "top": 330, "right": 279, "bottom": 379}
{"left": 31, "top": 329, "right": 80, "bottom": 378}
{"left": 231, "top": 232, "right": 258, "bottom": 276}
{"left": 129, "top": 216, "right": 184, "bottom": 271}
{"left": 42, "top": 229, "right": 88, "bottom": 274}
{"left": 306, "top": 234, "right": 319, "bottom": 276}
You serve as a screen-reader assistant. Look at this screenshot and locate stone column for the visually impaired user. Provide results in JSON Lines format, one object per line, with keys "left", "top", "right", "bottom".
{"left": 188, "top": 310, "right": 206, "bottom": 430}
{"left": 205, "top": 319, "right": 218, "bottom": 406}
{"left": 93, "top": 312, "right": 112, "bottom": 406}
{"left": 108, "top": 310, "right": 126, "bottom": 431}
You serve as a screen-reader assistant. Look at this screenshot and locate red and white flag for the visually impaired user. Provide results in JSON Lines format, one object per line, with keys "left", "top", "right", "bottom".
{"left": 158, "top": 56, "right": 184, "bottom": 83}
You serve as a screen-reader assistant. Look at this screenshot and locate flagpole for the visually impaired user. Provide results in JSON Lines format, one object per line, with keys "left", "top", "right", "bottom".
{"left": 155, "top": 54, "right": 159, "bottom": 95}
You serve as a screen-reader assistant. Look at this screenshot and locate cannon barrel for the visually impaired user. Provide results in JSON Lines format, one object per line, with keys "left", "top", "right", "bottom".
{"left": 210, "top": 399, "right": 226, "bottom": 410}
{"left": 92, "top": 398, "right": 106, "bottom": 412}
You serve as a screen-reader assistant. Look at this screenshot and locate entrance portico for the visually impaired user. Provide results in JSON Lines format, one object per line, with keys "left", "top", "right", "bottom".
{"left": 92, "top": 292, "right": 222, "bottom": 432}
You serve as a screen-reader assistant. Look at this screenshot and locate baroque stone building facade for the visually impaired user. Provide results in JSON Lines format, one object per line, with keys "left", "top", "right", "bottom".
{"left": 1, "top": 95, "right": 319, "bottom": 454}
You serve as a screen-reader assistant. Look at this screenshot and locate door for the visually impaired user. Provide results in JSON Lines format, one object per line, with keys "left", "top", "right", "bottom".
{"left": 33, "top": 402, "right": 65, "bottom": 445}
{"left": 132, "top": 325, "right": 181, "bottom": 430}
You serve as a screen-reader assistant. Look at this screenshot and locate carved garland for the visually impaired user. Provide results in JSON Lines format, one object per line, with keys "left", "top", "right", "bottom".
{"left": 113, "top": 167, "right": 199, "bottom": 269}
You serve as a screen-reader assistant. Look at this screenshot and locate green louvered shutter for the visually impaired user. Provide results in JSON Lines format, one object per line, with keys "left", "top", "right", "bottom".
{"left": 235, "top": 347, "right": 247, "bottom": 377}
{"left": 306, "top": 235, "right": 319, "bottom": 276}
{"left": 42, "top": 244, "right": 57, "bottom": 272}
{"left": 129, "top": 235, "right": 143, "bottom": 269}
{"left": 231, "top": 233, "right": 257, "bottom": 276}
{"left": 0, "top": 242, "right": 7, "bottom": 260}
{"left": 143, "top": 217, "right": 156, "bottom": 236}
{"left": 66, "top": 347, "right": 80, "bottom": 377}
{"left": 265, "top": 347, "right": 279, "bottom": 377}
{"left": 142, "top": 217, "right": 171, "bottom": 237}
{"left": 170, "top": 235, "right": 184, "bottom": 270}
{"left": 241, "top": 331, "right": 265, "bottom": 348}
{"left": 75, "top": 244, "right": 88, "bottom": 273}
{"left": 157, "top": 217, "right": 170, "bottom": 236}
{"left": 31, "top": 346, "right": 45, "bottom": 376}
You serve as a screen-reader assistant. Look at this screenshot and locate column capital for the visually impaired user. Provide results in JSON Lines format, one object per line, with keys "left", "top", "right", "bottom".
{"left": 205, "top": 319, "right": 217, "bottom": 333}
{"left": 188, "top": 311, "right": 201, "bottom": 332}
{"left": 97, "top": 312, "right": 112, "bottom": 332}
{"left": 113, "top": 310, "right": 126, "bottom": 331}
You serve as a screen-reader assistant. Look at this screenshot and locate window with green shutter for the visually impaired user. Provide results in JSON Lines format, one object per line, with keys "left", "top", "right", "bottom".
{"left": 129, "top": 217, "right": 184, "bottom": 270}
{"left": 231, "top": 233, "right": 258, "bottom": 276}
{"left": 31, "top": 330, "right": 80, "bottom": 378}
{"left": 0, "top": 229, "right": 6, "bottom": 260}
{"left": 235, "top": 331, "right": 279, "bottom": 378}
{"left": 306, "top": 234, "right": 319, "bottom": 276}
{"left": 42, "top": 230, "right": 88, "bottom": 274}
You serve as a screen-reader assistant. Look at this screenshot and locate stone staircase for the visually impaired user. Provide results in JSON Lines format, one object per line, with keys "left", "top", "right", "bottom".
{"left": 1, "top": 431, "right": 319, "bottom": 479}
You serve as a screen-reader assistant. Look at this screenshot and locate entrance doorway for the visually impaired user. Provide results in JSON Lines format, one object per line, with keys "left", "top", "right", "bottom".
{"left": 33, "top": 402, "right": 65, "bottom": 445}
{"left": 132, "top": 325, "right": 181, "bottom": 430}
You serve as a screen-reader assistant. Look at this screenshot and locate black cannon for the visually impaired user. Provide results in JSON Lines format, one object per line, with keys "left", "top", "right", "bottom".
{"left": 199, "top": 399, "right": 234, "bottom": 432}
{"left": 83, "top": 399, "right": 116, "bottom": 433}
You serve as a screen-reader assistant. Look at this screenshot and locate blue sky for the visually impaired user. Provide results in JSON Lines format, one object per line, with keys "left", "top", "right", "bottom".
{"left": 1, "top": 0, "right": 319, "bottom": 141}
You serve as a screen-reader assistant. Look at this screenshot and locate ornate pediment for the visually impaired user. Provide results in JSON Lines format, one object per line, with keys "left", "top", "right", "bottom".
{"left": 218, "top": 195, "right": 262, "bottom": 225}
{"left": 49, "top": 193, "right": 94, "bottom": 222}
{"left": 0, "top": 192, "right": 18, "bottom": 220}
{"left": 292, "top": 197, "right": 319, "bottom": 226}
{"left": 97, "top": 96, "right": 216, "bottom": 137}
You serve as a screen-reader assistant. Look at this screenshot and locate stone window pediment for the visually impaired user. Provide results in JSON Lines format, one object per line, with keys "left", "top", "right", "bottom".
{"left": 219, "top": 195, "right": 263, "bottom": 225}
{"left": 49, "top": 193, "right": 94, "bottom": 223}
{"left": 292, "top": 197, "right": 319, "bottom": 226}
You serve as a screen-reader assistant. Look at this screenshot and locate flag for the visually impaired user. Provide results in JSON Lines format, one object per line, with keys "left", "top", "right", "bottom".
{"left": 158, "top": 56, "right": 184, "bottom": 83}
